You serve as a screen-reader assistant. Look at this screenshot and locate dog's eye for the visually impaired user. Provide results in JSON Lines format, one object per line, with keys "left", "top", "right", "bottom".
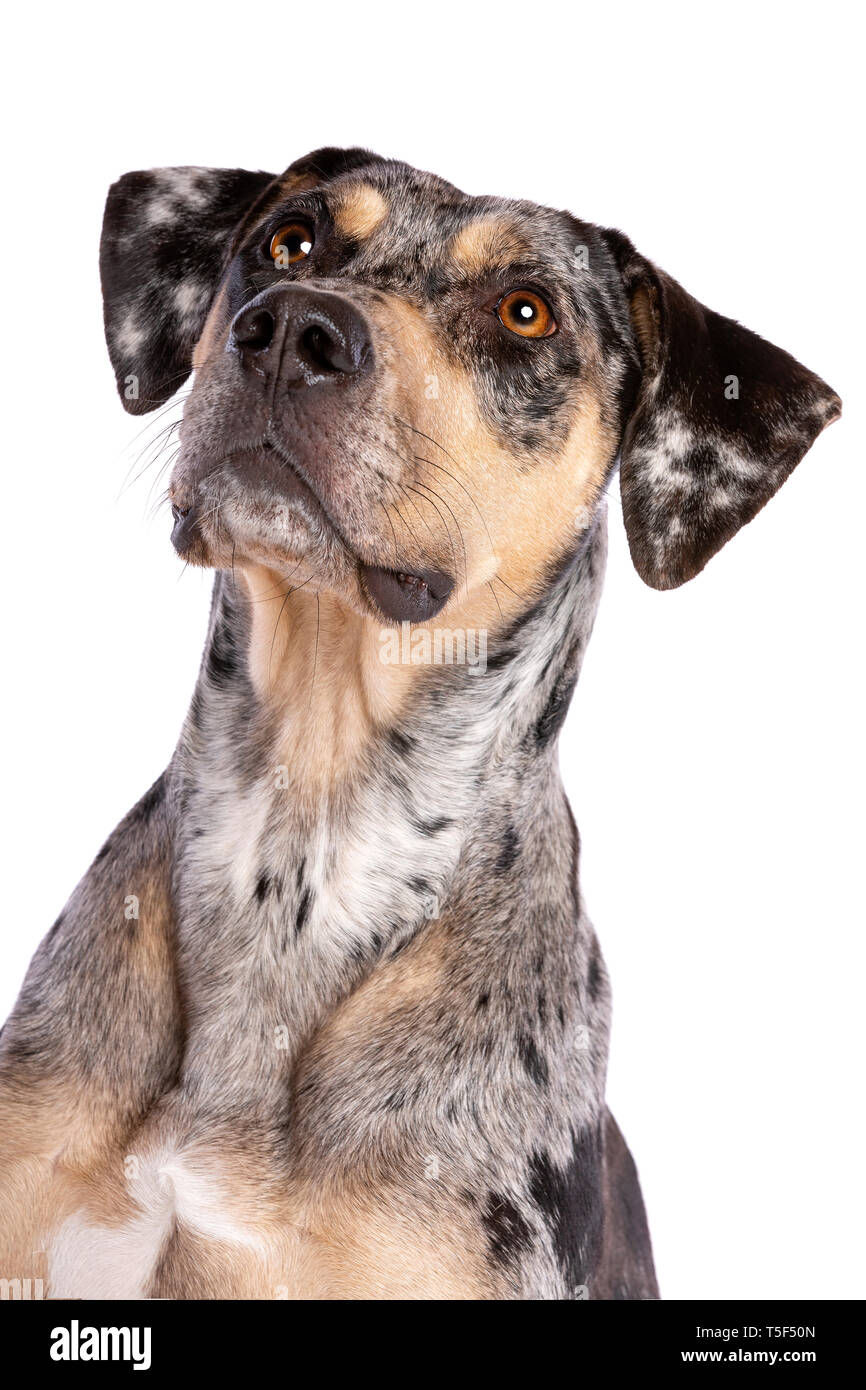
{"left": 269, "top": 222, "right": 315, "bottom": 267}
{"left": 496, "top": 290, "right": 556, "bottom": 338}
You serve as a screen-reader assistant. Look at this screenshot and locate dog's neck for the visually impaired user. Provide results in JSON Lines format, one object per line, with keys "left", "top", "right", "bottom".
{"left": 178, "top": 513, "right": 607, "bottom": 813}
{"left": 167, "top": 517, "right": 608, "bottom": 1127}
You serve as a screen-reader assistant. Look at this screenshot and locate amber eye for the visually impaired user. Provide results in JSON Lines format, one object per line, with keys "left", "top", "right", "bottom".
{"left": 269, "top": 221, "right": 315, "bottom": 267}
{"left": 496, "top": 289, "right": 556, "bottom": 338}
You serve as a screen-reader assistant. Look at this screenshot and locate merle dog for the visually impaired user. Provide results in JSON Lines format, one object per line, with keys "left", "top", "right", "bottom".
{"left": 0, "top": 148, "right": 839, "bottom": 1299}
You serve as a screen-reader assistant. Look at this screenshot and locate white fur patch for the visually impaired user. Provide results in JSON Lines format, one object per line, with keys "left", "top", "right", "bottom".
{"left": 47, "top": 1146, "right": 266, "bottom": 1297}
{"left": 115, "top": 315, "right": 147, "bottom": 357}
{"left": 48, "top": 1206, "right": 171, "bottom": 1300}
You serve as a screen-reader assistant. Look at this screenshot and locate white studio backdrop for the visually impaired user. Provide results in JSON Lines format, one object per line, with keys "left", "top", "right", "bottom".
{"left": 1, "top": 0, "right": 863, "bottom": 1300}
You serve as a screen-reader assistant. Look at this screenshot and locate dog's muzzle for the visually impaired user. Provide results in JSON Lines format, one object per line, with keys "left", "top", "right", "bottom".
{"left": 173, "top": 282, "right": 456, "bottom": 622}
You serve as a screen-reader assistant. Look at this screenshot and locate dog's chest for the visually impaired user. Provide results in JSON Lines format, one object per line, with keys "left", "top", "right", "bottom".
{"left": 43, "top": 743, "right": 601, "bottom": 1299}
{"left": 47, "top": 1126, "right": 496, "bottom": 1298}
{"left": 49, "top": 882, "right": 497, "bottom": 1300}
{"left": 169, "top": 756, "right": 469, "bottom": 1108}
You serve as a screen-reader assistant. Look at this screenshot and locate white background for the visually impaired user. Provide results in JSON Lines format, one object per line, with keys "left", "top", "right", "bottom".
{"left": 2, "top": 1, "right": 862, "bottom": 1300}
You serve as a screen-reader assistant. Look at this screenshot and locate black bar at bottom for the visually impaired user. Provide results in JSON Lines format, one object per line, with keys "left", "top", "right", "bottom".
{"left": 2, "top": 1298, "right": 859, "bottom": 1375}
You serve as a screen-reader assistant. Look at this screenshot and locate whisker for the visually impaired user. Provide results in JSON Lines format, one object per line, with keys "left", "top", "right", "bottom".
{"left": 398, "top": 485, "right": 438, "bottom": 546}
{"left": 248, "top": 557, "right": 308, "bottom": 603}
{"left": 487, "top": 579, "right": 504, "bottom": 622}
{"left": 145, "top": 450, "right": 182, "bottom": 518}
{"left": 392, "top": 416, "right": 499, "bottom": 559}
{"left": 404, "top": 484, "right": 458, "bottom": 580}
{"left": 412, "top": 452, "right": 497, "bottom": 558}
{"left": 411, "top": 479, "right": 468, "bottom": 592}
{"left": 120, "top": 417, "right": 185, "bottom": 499}
{"left": 123, "top": 344, "right": 227, "bottom": 403}
{"left": 378, "top": 499, "right": 401, "bottom": 567}
{"left": 268, "top": 572, "right": 316, "bottom": 684}
{"left": 490, "top": 572, "right": 521, "bottom": 599}
{"left": 394, "top": 416, "right": 469, "bottom": 474}
{"left": 309, "top": 592, "right": 321, "bottom": 709}
{"left": 390, "top": 499, "right": 424, "bottom": 556}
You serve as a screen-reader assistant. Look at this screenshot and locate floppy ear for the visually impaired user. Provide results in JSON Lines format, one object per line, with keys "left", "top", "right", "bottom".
{"left": 99, "top": 166, "right": 277, "bottom": 414}
{"left": 603, "top": 229, "right": 841, "bottom": 590}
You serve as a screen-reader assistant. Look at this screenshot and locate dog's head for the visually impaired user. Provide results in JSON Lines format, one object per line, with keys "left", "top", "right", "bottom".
{"left": 100, "top": 148, "right": 840, "bottom": 620}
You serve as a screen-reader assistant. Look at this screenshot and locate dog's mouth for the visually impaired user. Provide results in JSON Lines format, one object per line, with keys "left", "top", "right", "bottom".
{"left": 170, "top": 501, "right": 196, "bottom": 553}
{"left": 170, "top": 445, "right": 455, "bottom": 623}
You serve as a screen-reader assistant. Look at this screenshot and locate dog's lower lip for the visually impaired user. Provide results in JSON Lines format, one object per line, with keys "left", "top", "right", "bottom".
{"left": 171, "top": 501, "right": 196, "bottom": 554}
{"left": 360, "top": 563, "right": 454, "bottom": 623}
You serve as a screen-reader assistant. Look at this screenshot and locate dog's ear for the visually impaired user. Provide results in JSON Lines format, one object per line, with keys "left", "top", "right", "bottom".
{"left": 100, "top": 166, "right": 277, "bottom": 415}
{"left": 602, "top": 228, "right": 841, "bottom": 590}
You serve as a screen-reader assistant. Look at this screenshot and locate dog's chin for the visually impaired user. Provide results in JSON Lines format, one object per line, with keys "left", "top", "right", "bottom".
{"left": 169, "top": 468, "right": 455, "bottom": 623}
{"left": 173, "top": 513, "right": 454, "bottom": 623}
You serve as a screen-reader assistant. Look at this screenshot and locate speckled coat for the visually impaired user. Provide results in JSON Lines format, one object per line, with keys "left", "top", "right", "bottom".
{"left": 0, "top": 149, "right": 840, "bottom": 1299}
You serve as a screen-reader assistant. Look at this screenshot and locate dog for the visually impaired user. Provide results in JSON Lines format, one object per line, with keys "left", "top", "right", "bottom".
{"left": 0, "top": 148, "right": 840, "bottom": 1300}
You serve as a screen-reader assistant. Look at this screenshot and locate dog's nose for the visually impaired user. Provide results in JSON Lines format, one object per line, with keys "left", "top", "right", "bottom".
{"left": 228, "top": 286, "right": 373, "bottom": 384}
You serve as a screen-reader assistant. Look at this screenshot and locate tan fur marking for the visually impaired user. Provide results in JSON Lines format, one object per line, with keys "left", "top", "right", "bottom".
{"left": 282, "top": 170, "right": 324, "bottom": 194}
{"left": 192, "top": 285, "right": 229, "bottom": 371}
{"left": 366, "top": 294, "right": 617, "bottom": 614}
{"left": 242, "top": 568, "right": 415, "bottom": 791}
{"left": 333, "top": 185, "right": 389, "bottom": 242}
{"left": 312, "top": 923, "right": 449, "bottom": 1049}
{"left": 629, "top": 284, "right": 660, "bottom": 369}
{"left": 450, "top": 218, "right": 531, "bottom": 276}
{"left": 304, "top": 1188, "right": 497, "bottom": 1299}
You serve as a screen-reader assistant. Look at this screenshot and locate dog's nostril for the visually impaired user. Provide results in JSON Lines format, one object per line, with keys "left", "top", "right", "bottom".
{"left": 296, "top": 321, "right": 371, "bottom": 377}
{"left": 300, "top": 324, "right": 342, "bottom": 374}
{"left": 233, "top": 307, "right": 275, "bottom": 351}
